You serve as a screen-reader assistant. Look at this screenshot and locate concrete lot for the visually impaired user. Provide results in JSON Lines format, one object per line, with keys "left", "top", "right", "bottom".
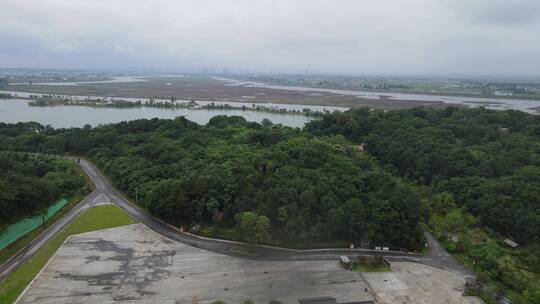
{"left": 363, "top": 262, "right": 484, "bottom": 304}
{"left": 16, "top": 224, "right": 373, "bottom": 304}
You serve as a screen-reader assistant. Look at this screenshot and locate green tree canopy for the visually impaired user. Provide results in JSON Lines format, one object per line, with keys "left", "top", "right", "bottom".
{"left": 235, "top": 211, "right": 271, "bottom": 246}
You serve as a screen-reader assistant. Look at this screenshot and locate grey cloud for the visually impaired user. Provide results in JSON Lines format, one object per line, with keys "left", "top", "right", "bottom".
{"left": 444, "top": 0, "right": 540, "bottom": 26}
{"left": 0, "top": 0, "right": 539, "bottom": 76}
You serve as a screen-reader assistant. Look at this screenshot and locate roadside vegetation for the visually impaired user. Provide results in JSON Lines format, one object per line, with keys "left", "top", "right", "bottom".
{"left": 0, "top": 153, "right": 87, "bottom": 231}
{"left": 430, "top": 212, "right": 539, "bottom": 303}
{"left": 0, "top": 205, "right": 137, "bottom": 304}
{"left": 0, "top": 153, "right": 90, "bottom": 265}
{"left": 0, "top": 192, "right": 87, "bottom": 266}
{"left": 351, "top": 256, "right": 391, "bottom": 273}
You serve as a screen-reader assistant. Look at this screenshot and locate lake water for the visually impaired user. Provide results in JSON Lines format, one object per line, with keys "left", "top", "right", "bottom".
{"left": 0, "top": 99, "right": 315, "bottom": 128}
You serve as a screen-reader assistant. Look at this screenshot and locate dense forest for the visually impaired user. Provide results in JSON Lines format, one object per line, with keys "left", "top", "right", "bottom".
{"left": 2, "top": 107, "right": 540, "bottom": 302}
{"left": 0, "top": 118, "right": 423, "bottom": 249}
{"left": 306, "top": 107, "right": 540, "bottom": 245}
{"left": 0, "top": 152, "right": 86, "bottom": 229}
{"left": 305, "top": 107, "right": 540, "bottom": 303}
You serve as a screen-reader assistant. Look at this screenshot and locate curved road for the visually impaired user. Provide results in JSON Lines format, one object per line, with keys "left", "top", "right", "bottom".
{"left": 0, "top": 158, "right": 473, "bottom": 283}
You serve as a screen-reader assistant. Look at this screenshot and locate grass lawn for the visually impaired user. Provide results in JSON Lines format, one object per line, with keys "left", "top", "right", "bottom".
{"left": 0, "top": 205, "right": 136, "bottom": 304}
{"left": 351, "top": 261, "right": 391, "bottom": 273}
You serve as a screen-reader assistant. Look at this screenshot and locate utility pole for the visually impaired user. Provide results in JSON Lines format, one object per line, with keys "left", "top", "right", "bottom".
{"left": 135, "top": 187, "right": 139, "bottom": 204}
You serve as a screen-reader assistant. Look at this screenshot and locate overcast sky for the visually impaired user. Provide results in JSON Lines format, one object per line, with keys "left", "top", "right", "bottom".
{"left": 1, "top": 0, "right": 539, "bottom": 76}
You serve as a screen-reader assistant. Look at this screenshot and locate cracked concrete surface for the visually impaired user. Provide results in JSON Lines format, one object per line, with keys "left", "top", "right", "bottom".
{"left": 16, "top": 224, "right": 374, "bottom": 304}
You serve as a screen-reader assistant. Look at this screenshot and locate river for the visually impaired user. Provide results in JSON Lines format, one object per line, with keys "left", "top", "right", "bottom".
{"left": 213, "top": 77, "right": 540, "bottom": 114}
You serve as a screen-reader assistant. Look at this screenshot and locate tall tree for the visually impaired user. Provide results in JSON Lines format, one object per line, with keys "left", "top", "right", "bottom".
{"left": 235, "top": 211, "right": 271, "bottom": 247}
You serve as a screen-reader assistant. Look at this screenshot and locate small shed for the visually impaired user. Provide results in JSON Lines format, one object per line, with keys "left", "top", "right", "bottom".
{"left": 503, "top": 239, "right": 519, "bottom": 248}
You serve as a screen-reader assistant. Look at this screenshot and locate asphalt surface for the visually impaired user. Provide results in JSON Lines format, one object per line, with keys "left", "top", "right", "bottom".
{"left": 422, "top": 231, "right": 475, "bottom": 277}
{"left": 0, "top": 158, "right": 474, "bottom": 284}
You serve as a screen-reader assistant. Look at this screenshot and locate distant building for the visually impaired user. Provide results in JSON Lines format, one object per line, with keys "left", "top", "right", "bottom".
{"left": 503, "top": 239, "right": 519, "bottom": 248}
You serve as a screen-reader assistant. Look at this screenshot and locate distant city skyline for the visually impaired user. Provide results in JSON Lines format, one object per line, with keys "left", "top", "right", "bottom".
{"left": 1, "top": 0, "right": 539, "bottom": 77}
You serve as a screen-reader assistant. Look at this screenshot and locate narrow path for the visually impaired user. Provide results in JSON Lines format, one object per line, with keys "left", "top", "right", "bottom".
{"left": 422, "top": 231, "right": 475, "bottom": 277}
{"left": 0, "top": 157, "right": 474, "bottom": 283}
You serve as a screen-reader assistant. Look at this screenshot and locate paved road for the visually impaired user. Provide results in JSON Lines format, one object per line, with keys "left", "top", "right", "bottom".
{"left": 422, "top": 231, "right": 475, "bottom": 276}
{"left": 0, "top": 158, "right": 474, "bottom": 283}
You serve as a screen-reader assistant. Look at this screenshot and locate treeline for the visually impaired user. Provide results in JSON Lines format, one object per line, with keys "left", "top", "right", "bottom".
{"left": 0, "top": 152, "right": 86, "bottom": 228}
{"left": 27, "top": 95, "right": 326, "bottom": 117}
{"left": 0, "top": 93, "right": 14, "bottom": 99}
{"left": 0, "top": 117, "right": 423, "bottom": 249}
{"left": 28, "top": 96, "right": 140, "bottom": 108}
{"left": 306, "top": 106, "right": 540, "bottom": 246}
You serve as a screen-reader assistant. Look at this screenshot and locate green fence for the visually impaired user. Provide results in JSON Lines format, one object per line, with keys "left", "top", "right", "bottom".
{"left": 0, "top": 198, "right": 69, "bottom": 250}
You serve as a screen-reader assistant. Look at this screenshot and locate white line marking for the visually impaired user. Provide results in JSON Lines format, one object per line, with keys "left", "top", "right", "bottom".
{"left": 92, "top": 193, "right": 104, "bottom": 205}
